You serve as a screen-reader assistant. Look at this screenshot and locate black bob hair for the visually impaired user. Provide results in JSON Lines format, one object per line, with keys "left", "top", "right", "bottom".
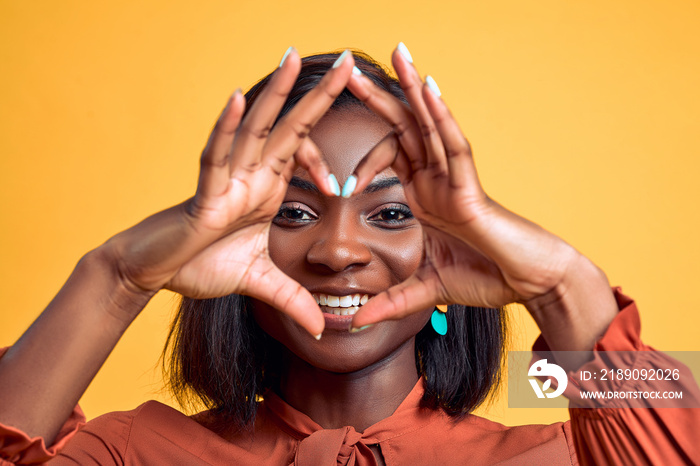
{"left": 163, "top": 50, "right": 508, "bottom": 429}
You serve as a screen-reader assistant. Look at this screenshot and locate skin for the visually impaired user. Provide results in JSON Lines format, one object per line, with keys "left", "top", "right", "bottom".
{"left": 0, "top": 45, "right": 619, "bottom": 452}
{"left": 254, "top": 109, "right": 431, "bottom": 431}
{"left": 343, "top": 49, "right": 619, "bottom": 369}
{"left": 0, "top": 47, "right": 347, "bottom": 443}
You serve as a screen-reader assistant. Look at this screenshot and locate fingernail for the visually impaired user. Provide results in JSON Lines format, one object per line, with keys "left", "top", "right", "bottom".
{"left": 327, "top": 174, "right": 340, "bottom": 196}
{"left": 397, "top": 42, "right": 413, "bottom": 63}
{"left": 341, "top": 175, "right": 357, "bottom": 198}
{"left": 425, "top": 75, "right": 442, "bottom": 97}
{"left": 349, "top": 324, "right": 373, "bottom": 333}
{"left": 223, "top": 89, "right": 240, "bottom": 114}
{"left": 352, "top": 65, "right": 362, "bottom": 76}
{"left": 333, "top": 49, "right": 351, "bottom": 69}
{"left": 314, "top": 333, "right": 322, "bottom": 340}
{"left": 279, "top": 46, "right": 294, "bottom": 68}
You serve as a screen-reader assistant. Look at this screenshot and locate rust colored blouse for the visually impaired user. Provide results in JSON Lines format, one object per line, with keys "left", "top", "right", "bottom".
{"left": 1, "top": 290, "right": 699, "bottom": 465}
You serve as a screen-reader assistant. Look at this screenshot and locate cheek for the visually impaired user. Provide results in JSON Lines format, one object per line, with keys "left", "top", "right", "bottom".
{"left": 268, "top": 227, "right": 306, "bottom": 270}
{"left": 374, "top": 228, "right": 424, "bottom": 280}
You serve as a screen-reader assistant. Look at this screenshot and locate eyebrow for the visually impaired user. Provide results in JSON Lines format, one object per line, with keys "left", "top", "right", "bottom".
{"left": 288, "top": 176, "right": 402, "bottom": 194}
{"left": 363, "top": 177, "right": 401, "bottom": 193}
{"left": 288, "top": 176, "right": 320, "bottom": 193}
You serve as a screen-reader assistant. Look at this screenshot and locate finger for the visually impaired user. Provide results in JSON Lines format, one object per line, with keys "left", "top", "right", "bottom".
{"left": 262, "top": 50, "right": 355, "bottom": 178}
{"left": 251, "top": 264, "right": 325, "bottom": 337}
{"left": 229, "top": 47, "right": 302, "bottom": 170}
{"left": 293, "top": 138, "right": 338, "bottom": 196}
{"left": 347, "top": 69, "right": 427, "bottom": 171}
{"left": 197, "top": 90, "right": 246, "bottom": 198}
{"left": 350, "top": 273, "right": 441, "bottom": 328}
{"left": 347, "top": 133, "right": 411, "bottom": 195}
{"left": 421, "top": 79, "right": 479, "bottom": 189}
{"left": 392, "top": 43, "right": 448, "bottom": 173}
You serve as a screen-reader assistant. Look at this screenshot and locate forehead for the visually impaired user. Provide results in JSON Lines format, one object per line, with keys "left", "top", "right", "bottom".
{"left": 301, "top": 108, "right": 393, "bottom": 182}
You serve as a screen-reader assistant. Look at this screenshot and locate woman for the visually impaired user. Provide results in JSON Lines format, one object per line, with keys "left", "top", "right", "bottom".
{"left": 0, "top": 46, "right": 697, "bottom": 465}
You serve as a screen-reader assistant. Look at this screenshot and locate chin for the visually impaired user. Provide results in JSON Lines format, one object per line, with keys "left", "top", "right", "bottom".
{"left": 252, "top": 300, "right": 428, "bottom": 375}
{"left": 296, "top": 329, "right": 413, "bottom": 374}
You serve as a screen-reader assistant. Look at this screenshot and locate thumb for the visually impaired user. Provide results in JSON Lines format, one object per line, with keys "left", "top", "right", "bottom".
{"left": 248, "top": 264, "right": 325, "bottom": 338}
{"left": 350, "top": 272, "right": 440, "bottom": 329}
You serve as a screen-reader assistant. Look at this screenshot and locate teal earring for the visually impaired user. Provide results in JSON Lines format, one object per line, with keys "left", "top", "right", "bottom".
{"left": 431, "top": 307, "right": 447, "bottom": 335}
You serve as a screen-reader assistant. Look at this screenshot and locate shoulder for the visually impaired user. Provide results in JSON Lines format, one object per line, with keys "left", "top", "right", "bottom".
{"left": 55, "top": 401, "right": 221, "bottom": 465}
{"left": 72, "top": 400, "right": 180, "bottom": 439}
{"left": 54, "top": 401, "right": 295, "bottom": 465}
{"left": 378, "top": 411, "right": 576, "bottom": 465}
{"left": 455, "top": 412, "right": 571, "bottom": 444}
{"left": 468, "top": 415, "right": 575, "bottom": 465}
{"left": 468, "top": 416, "right": 575, "bottom": 465}
{"left": 454, "top": 413, "right": 573, "bottom": 447}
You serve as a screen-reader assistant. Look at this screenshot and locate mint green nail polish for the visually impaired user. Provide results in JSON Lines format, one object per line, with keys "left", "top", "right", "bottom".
{"left": 352, "top": 65, "right": 362, "bottom": 76}
{"left": 341, "top": 175, "right": 357, "bottom": 198}
{"left": 327, "top": 174, "right": 340, "bottom": 196}
{"left": 333, "top": 49, "right": 351, "bottom": 69}
{"left": 279, "top": 46, "right": 294, "bottom": 68}
{"left": 426, "top": 75, "right": 442, "bottom": 97}
{"left": 397, "top": 42, "right": 413, "bottom": 63}
{"left": 349, "top": 324, "right": 373, "bottom": 333}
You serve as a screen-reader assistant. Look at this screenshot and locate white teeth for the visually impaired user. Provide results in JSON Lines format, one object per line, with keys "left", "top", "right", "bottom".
{"left": 327, "top": 295, "right": 340, "bottom": 307}
{"left": 331, "top": 306, "right": 358, "bottom": 316}
{"left": 312, "top": 293, "right": 371, "bottom": 312}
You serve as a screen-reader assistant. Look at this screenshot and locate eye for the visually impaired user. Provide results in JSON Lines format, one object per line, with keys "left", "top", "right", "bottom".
{"left": 274, "top": 203, "right": 318, "bottom": 226}
{"left": 368, "top": 203, "right": 414, "bottom": 228}
{"left": 280, "top": 209, "right": 313, "bottom": 220}
{"left": 375, "top": 209, "right": 406, "bottom": 221}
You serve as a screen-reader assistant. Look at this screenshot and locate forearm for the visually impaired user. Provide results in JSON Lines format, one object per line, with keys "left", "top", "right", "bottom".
{"left": 524, "top": 252, "right": 619, "bottom": 371}
{"left": 0, "top": 246, "right": 154, "bottom": 445}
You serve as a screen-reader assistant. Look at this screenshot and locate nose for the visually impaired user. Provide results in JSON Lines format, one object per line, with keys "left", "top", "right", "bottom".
{"left": 306, "top": 217, "right": 372, "bottom": 273}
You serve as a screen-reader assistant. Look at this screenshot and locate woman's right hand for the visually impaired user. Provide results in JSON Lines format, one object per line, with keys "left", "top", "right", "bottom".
{"left": 0, "top": 49, "right": 353, "bottom": 446}
{"left": 104, "top": 49, "right": 354, "bottom": 336}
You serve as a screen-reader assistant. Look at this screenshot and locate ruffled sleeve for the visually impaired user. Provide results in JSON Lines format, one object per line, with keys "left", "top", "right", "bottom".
{"left": 0, "top": 347, "right": 86, "bottom": 465}
{"left": 532, "top": 288, "right": 700, "bottom": 465}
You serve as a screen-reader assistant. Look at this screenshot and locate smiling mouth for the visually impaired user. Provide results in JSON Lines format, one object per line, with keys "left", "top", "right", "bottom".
{"left": 312, "top": 293, "right": 371, "bottom": 316}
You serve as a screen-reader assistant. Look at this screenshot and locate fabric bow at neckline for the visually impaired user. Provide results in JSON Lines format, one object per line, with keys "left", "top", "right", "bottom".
{"left": 293, "top": 425, "right": 375, "bottom": 465}
{"left": 262, "top": 378, "right": 436, "bottom": 466}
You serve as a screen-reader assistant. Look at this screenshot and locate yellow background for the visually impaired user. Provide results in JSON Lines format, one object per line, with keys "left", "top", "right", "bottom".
{"left": 1, "top": 0, "right": 699, "bottom": 428}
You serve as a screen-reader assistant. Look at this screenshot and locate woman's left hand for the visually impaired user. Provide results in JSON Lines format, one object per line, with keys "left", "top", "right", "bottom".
{"left": 346, "top": 45, "right": 618, "bottom": 352}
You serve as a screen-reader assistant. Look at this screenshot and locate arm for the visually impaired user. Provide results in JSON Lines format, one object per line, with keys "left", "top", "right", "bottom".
{"left": 523, "top": 251, "right": 618, "bottom": 368}
{"left": 0, "top": 247, "right": 150, "bottom": 446}
{"left": 346, "top": 44, "right": 617, "bottom": 362}
{"left": 345, "top": 42, "right": 699, "bottom": 463}
{"left": 549, "top": 291, "right": 700, "bottom": 464}
{"left": 0, "top": 47, "right": 355, "bottom": 448}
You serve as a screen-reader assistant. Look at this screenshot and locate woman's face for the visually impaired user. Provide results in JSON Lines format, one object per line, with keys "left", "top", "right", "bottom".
{"left": 253, "top": 107, "right": 432, "bottom": 373}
